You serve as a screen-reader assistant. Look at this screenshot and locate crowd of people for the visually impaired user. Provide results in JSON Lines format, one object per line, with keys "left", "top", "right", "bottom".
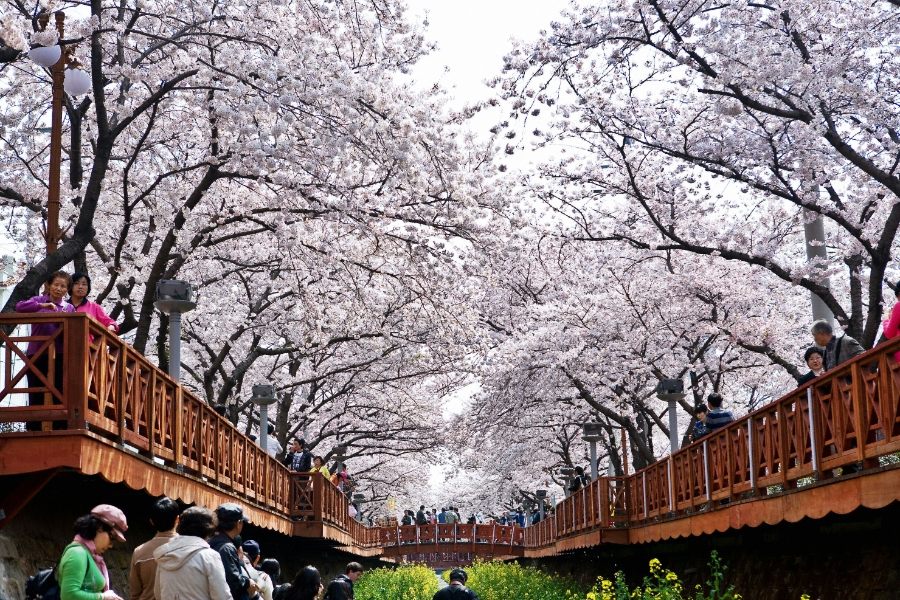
{"left": 40, "top": 498, "right": 365, "bottom": 600}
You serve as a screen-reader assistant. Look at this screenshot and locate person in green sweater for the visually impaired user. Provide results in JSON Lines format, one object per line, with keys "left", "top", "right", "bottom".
{"left": 60, "top": 504, "right": 129, "bottom": 600}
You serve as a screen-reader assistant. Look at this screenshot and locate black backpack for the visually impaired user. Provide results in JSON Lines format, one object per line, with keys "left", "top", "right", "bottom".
{"left": 26, "top": 546, "right": 91, "bottom": 600}
{"left": 25, "top": 568, "right": 62, "bottom": 600}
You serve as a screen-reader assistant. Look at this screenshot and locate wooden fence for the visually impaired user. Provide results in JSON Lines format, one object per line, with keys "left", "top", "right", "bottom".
{"left": 2, "top": 312, "right": 899, "bottom": 555}
{"left": 0, "top": 313, "right": 372, "bottom": 545}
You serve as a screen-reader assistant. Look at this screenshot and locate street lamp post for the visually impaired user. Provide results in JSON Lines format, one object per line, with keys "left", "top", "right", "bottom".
{"left": 656, "top": 379, "right": 686, "bottom": 454}
{"left": 332, "top": 444, "right": 348, "bottom": 474}
{"left": 522, "top": 497, "right": 533, "bottom": 527}
{"left": 250, "top": 384, "right": 277, "bottom": 455}
{"left": 560, "top": 467, "right": 575, "bottom": 498}
{"left": 535, "top": 489, "right": 547, "bottom": 521}
{"left": 29, "top": 11, "right": 92, "bottom": 256}
{"left": 581, "top": 422, "right": 602, "bottom": 481}
{"left": 153, "top": 280, "right": 196, "bottom": 382}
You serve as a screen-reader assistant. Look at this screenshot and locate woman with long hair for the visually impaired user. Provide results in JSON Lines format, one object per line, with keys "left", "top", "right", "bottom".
{"left": 283, "top": 566, "right": 322, "bottom": 600}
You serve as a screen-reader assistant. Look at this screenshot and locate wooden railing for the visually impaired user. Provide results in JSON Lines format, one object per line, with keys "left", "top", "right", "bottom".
{"left": 0, "top": 313, "right": 373, "bottom": 546}
{"left": 3, "top": 313, "right": 900, "bottom": 555}
{"left": 377, "top": 522, "right": 525, "bottom": 555}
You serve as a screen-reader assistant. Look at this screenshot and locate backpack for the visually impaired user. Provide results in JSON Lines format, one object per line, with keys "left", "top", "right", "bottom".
{"left": 25, "top": 568, "right": 61, "bottom": 600}
{"left": 26, "top": 550, "right": 91, "bottom": 600}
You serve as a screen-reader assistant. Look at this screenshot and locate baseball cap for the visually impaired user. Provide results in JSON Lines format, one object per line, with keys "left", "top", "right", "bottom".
{"left": 241, "top": 540, "right": 261, "bottom": 561}
{"left": 216, "top": 502, "right": 250, "bottom": 524}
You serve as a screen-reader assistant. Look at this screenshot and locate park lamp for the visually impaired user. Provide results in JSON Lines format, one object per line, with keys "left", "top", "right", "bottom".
{"left": 353, "top": 493, "right": 366, "bottom": 503}
{"left": 535, "top": 489, "right": 548, "bottom": 520}
{"left": 154, "top": 280, "right": 196, "bottom": 382}
{"left": 332, "top": 444, "right": 348, "bottom": 473}
{"left": 582, "top": 422, "right": 602, "bottom": 481}
{"left": 250, "top": 384, "right": 277, "bottom": 455}
{"left": 656, "top": 379, "right": 686, "bottom": 454}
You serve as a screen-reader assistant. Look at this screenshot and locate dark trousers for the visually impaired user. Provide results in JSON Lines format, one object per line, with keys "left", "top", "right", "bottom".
{"left": 26, "top": 352, "right": 65, "bottom": 431}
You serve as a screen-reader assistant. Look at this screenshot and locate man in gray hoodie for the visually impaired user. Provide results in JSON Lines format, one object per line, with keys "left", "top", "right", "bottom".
{"left": 154, "top": 507, "right": 231, "bottom": 600}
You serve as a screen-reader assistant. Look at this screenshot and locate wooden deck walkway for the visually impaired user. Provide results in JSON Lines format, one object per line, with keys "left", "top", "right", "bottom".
{"left": 1, "top": 313, "right": 899, "bottom": 562}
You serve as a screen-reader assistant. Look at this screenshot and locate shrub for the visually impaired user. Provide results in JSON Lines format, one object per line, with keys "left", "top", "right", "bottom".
{"left": 442, "top": 559, "right": 582, "bottom": 600}
{"left": 355, "top": 563, "right": 440, "bottom": 600}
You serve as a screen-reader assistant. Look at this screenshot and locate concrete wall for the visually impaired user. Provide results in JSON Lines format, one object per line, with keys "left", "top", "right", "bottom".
{"left": 0, "top": 472, "right": 389, "bottom": 600}
{"left": 522, "top": 503, "right": 900, "bottom": 600}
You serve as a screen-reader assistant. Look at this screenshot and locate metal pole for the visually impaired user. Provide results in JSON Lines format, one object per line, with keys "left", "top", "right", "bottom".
{"left": 621, "top": 428, "right": 629, "bottom": 475}
{"left": 668, "top": 399, "right": 679, "bottom": 454}
{"left": 804, "top": 193, "right": 833, "bottom": 325}
{"left": 260, "top": 403, "right": 268, "bottom": 454}
{"left": 168, "top": 311, "right": 181, "bottom": 382}
{"left": 589, "top": 440, "right": 598, "bottom": 481}
{"left": 46, "top": 12, "right": 65, "bottom": 255}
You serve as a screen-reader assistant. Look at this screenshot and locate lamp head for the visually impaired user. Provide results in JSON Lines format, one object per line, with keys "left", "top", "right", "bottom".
{"left": 250, "top": 384, "right": 277, "bottom": 406}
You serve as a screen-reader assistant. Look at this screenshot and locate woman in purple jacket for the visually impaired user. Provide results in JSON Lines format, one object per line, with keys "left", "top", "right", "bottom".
{"left": 15, "top": 270, "right": 75, "bottom": 430}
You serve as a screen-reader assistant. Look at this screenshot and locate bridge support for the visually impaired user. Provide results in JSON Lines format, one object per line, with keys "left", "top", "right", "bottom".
{"left": 0, "top": 468, "right": 60, "bottom": 532}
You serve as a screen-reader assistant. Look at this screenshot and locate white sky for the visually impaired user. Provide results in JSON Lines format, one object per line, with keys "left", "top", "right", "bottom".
{"left": 402, "top": 0, "right": 572, "bottom": 111}
{"left": 404, "top": 0, "right": 573, "bottom": 490}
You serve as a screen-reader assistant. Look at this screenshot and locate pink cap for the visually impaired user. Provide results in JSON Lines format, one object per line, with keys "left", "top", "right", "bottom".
{"left": 91, "top": 504, "right": 128, "bottom": 542}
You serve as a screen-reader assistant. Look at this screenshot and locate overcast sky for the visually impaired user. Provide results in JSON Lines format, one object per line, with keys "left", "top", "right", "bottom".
{"left": 402, "top": 0, "right": 571, "bottom": 110}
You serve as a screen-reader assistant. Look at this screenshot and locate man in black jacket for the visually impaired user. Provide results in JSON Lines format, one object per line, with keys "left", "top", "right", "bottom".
{"left": 283, "top": 438, "right": 312, "bottom": 472}
{"left": 416, "top": 505, "right": 428, "bottom": 526}
{"left": 325, "top": 562, "right": 363, "bottom": 600}
{"left": 209, "top": 503, "right": 259, "bottom": 600}
{"left": 433, "top": 569, "right": 479, "bottom": 600}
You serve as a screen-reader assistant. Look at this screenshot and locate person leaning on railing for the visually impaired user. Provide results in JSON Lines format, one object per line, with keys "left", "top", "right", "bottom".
{"left": 881, "top": 283, "right": 900, "bottom": 362}
{"left": 811, "top": 319, "right": 864, "bottom": 371}
{"left": 70, "top": 272, "right": 118, "bottom": 333}
{"left": 797, "top": 347, "right": 825, "bottom": 387}
{"left": 16, "top": 270, "right": 75, "bottom": 431}
{"left": 704, "top": 393, "right": 734, "bottom": 433}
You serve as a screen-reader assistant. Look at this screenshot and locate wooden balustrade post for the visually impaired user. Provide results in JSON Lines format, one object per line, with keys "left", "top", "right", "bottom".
{"left": 642, "top": 472, "right": 648, "bottom": 519}
{"left": 599, "top": 478, "right": 609, "bottom": 527}
{"left": 313, "top": 472, "right": 323, "bottom": 522}
{"left": 806, "top": 387, "right": 822, "bottom": 480}
{"left": 748, "top": 418, "right": 759, "bottom": 495}
{"left": 174, "top": 386, "right": 184, "bottom": 470}
{"left": 65, "top": 314, "right": 89, "bottom": 430}
{"left": 667, "top": 458, "right": 675, "bottom": 514}
{"left": 146, "top": 370, "right": 157, "bottom": 457}
{"left": 851, "top": 362, "right": 875, "bottom": 469}
{"left": 116, "top": 344, "right": 127, "bottom": 443}
{"left": 702, "top": 440, "right": 711, "bottom": 504}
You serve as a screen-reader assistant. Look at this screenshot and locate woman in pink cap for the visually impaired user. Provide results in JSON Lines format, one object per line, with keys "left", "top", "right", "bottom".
{"left": 59, "top": 504, "right": 128, "bottom": 600}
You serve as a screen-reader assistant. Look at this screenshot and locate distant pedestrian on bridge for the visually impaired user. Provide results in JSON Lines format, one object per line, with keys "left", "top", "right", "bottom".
{"left": 797, "top": 348, "right": 825, "bottom": 387}
{"left": 70, "top": 272, "right": 118, "bottom": 333}
{"left": 811, "top": 319, "right": 864, "bottom": 371}
{"left": 416, "top": 506, "right": 428, "bottom": 526}
{"left": 284, "top": 439, "right": 312, "bottom": 472}
{"left": 130, "top": 497, "right": 180, "bottom": 600}
{"left": 438, "top": 508, "right": 447, "bottom": 524}
{"left": 704, "top": 394, "right": 734, "bottom": 433}
{"left": 60, "top": 504, "right": 128, "bottom": 600}
{"left": 432, "top": 569, "right": 478, "bottom": 600}
{"left": 209, "top": 504, "right": 259, "bottom": 600}
{"left": 324, "top": 563, "right": 363, "bottom": 600}
{"left": 444, "top": 507, "right": 458, "bottom": 525}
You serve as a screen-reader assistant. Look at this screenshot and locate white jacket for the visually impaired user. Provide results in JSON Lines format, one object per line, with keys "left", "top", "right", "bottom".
{"left": 154, "top": 536, "right": 231, "bottom": 600}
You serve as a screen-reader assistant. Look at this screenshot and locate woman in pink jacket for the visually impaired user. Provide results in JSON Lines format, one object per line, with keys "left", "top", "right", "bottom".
{"left": 70, "top": 272, "right": 118, "bottom": 332}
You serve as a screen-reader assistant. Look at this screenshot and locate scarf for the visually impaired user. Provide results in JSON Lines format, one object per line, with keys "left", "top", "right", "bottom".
{"left": 73, "top": 535, "right": 110, "bottom": 591}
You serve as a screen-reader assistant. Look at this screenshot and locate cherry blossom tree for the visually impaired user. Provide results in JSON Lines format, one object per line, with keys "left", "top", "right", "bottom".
{"left": 495, "top": 0, "right": 900, "bottom": 351}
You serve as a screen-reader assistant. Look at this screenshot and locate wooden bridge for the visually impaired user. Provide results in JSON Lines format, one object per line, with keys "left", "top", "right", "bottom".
{"left": 1, "top": 312, "right": 899, "bottom": 563}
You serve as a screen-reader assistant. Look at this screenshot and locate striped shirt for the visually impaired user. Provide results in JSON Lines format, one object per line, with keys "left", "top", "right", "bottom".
{"left": 705, "top": 407, "right": 735, "bottom": 432}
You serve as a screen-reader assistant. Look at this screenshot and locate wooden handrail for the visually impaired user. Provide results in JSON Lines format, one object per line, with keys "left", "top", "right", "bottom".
{"left": 3, "top": 313, "right": 900, "bottom": 554}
